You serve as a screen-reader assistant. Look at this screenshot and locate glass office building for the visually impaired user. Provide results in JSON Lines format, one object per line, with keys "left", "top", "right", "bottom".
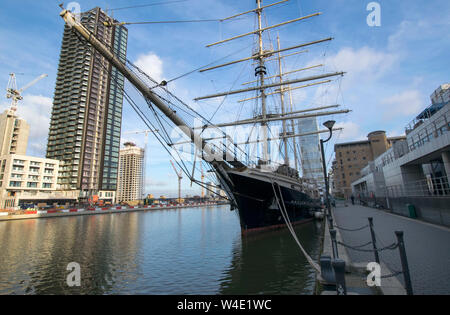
{"left": 298, "top": 117, "right": 325, "bottom": 194}
{"left": 47, "top": 7, "right": 128, "bottom": 197}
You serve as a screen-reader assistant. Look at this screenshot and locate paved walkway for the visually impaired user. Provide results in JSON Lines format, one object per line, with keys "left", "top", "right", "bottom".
{"left": 332, "top": 202, "right": 450, "bottom": 295}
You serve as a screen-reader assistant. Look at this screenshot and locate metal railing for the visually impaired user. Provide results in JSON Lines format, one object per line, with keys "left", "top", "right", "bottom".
{"left": 386, "top": 176, "right": 450, "bottom": 198}
{"left": 322, "top": 215, "right": 414, "bottom": 295}
{"left": 405, "top": 105, "right": 450, "bottom": 153}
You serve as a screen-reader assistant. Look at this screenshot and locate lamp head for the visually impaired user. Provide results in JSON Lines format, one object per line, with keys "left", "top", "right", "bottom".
{"left": 323, "top": 120, "right": 336, "bottom": 131}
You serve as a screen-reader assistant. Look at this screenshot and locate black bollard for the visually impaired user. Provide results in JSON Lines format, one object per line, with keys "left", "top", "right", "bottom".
{"left": 368, "top": 217, "right": 380, "bottom": 264}
{"left": 330, "top": 229, "right": 339, "bottom": 259}
{"left": 395, "top": 231, "right": 413, "bottom": 295}
{"left": 332, "top": 259, "right": 347, "bottom": 295}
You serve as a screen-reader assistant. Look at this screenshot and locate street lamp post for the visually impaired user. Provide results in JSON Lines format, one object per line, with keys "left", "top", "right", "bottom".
{"left": 320, "top": 120, "right": 335, "bottom": 219}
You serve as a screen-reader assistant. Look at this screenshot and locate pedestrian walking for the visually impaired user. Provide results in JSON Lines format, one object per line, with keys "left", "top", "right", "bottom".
{"left": 351, "top": 194, "right": 355, "bottom": 205}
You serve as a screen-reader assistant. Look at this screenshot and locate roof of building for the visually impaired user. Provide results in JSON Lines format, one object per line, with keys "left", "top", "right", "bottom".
{"left": 335, "top": 136, "right": 405, "bottom": 148}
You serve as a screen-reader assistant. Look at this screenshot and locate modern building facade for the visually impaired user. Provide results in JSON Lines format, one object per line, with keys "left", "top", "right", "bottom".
{"left": 333, "top": 131, "right": 406, "bottom": 197}
{"left": 46, "top": 7, "right": 127, "bottom": 201}
{"left": 351, "top": 96, "right": 450, "bottom": 226}
{"left": 0, "top": 154, "right": 66, "bottom": 209}
{"left": 0, "top": 109, "right": 29, "bottom": 156}
{"left": 117, "top": 142, "right": 144, "bottom": 203}
{"left": 298, "top": 117, "right": 324, "bottom": 196}
{"left": 430, "top": 84, "right": 450, "bottom": 105}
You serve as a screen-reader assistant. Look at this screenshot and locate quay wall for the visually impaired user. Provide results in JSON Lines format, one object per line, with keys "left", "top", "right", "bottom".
{"left": 0, "top": 202, "right": 227, "bottom": 222}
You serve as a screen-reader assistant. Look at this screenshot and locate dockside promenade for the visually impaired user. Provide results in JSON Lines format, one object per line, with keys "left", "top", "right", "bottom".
{"left": 330, "top": 201, "right": 450, "bottom": 295}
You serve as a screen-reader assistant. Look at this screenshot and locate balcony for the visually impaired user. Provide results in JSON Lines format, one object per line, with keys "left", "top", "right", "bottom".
{"left": 405, "top": 102, "right": 450, "bottom": 153}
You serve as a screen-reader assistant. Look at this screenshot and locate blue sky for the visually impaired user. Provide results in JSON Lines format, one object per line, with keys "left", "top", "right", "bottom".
{"left": 0, "top": 0, "right": 449, "bottom": 197}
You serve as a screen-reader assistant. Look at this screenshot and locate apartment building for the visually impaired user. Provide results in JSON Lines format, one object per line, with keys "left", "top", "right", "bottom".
{"left": 0, "top": 155, "right": 63, "bottom": 209}
{"left": 46, "top": 7, "right": 128, "bottom": 202}
{"left": 0, "top": 109, "right": 29, "bottom": 156}
{"left": 116, "top": 142, "right": 144, "bottom": 203}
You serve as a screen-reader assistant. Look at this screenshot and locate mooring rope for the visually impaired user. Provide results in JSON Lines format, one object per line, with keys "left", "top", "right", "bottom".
{"left": 270, "top": 179, "right": 321, "bottom": 273}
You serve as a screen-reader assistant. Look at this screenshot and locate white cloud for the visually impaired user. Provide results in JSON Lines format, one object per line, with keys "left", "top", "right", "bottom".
{"left": 314, "top": 46, "right": 398, "bottom": 85}
{"left": 304, "top": 46, "right": 398, "bottom": 105}
{"left": 12, "top": 94, "right": 52, "bottom": 157}
{"left": 334, "top": 121, "right": 364, "bottom": 141}
{"left": 388, "top": 19, "right": 450, "bottom": 52}
{"left": 381, "top": 90, "right": 423, "bottom": 118}
{"left": 134, "top": 52, "right": 165, "bottom": 83}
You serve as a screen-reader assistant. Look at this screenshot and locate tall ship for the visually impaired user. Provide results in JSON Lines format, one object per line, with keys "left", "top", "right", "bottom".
{"left": 58, "top": 1, "right": 349, "bottom": 233}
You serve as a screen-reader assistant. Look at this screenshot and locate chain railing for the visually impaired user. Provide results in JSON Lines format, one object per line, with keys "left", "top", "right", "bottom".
{"left": 323, "top": 215, "right": 414, "bottom": 295}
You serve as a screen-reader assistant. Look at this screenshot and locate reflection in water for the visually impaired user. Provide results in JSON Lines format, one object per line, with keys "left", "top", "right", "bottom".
{"left": 220, "top": 222, "right": 323, "bottom": 295}
{"left": 0, "top": 206, "right": 321, "bottom": 294}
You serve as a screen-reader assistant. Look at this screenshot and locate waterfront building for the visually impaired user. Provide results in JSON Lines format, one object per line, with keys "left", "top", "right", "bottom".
{"left": 0, "top": 109, "right": 29, "bottom": 156}
{"left": 117, "top": 142, "right": 144, "bottom": 203}
{"left": 46, "top": 7, "right": 128, "bottom": 203}
{"left": 333, "top": 131, "right": 405, "bottom": 198}
{"left": 351, "top": 87, "right": 450, "bottom": 224}
{"left": 431, "top": 84, "right": 450, "bottom": 105}
{"left": 0, "top": 154, "right": 78, "bottom": 209}
{"left": 298, "top": 117, "right": 324, "bottom": 197}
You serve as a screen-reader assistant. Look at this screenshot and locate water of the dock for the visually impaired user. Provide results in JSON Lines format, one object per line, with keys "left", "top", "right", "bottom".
{"left": 0, "top": 204, "right": 322, "bottom": 295}
{"left": 332, "top": 202, "right": 450, "bottom": 295}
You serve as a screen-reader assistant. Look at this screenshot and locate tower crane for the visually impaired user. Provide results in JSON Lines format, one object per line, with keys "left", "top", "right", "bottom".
{"left": 201, "top": 162, "right": 205, "bottom": 199}
{"left": 123, "top": 129, "right": 158, "bottom": 198}
{"left": 170, "top": 160, "right": 183, "bottom": 204}
{"left": 6, "top": 73, "right": 48, "bottom": 112}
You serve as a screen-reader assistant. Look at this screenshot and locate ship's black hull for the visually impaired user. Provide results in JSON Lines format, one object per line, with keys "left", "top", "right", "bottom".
{"left": 226, "top": 171, "right": 320, "bottom": 233}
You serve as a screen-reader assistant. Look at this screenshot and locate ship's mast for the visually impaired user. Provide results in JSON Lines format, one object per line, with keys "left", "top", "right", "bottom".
{"left": 276, "top": 35, "right": 289, "bottom": 165}
{"left": 288, "top": 87, "right": 299, "bottom": 171}
{"left": 256, "top": 0, "right": 269, "bottom": 163}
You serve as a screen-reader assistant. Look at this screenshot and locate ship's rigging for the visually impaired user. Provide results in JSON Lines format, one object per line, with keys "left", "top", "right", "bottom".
{"left": 59, "top": 0, "right": 350, "bottom": 208}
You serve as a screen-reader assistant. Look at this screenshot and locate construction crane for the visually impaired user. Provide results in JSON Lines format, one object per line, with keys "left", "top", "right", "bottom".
{"left": 170, "top": 160, "right": 183, "bottom": 204}
{"left": 6, "top": 73, "right": 48, "bottom": 112}
{"left": 201, "top": 162, "right": 205, "bottom": 198}
{"left": 123, "top": 129, "right": 158, "bottom": 198}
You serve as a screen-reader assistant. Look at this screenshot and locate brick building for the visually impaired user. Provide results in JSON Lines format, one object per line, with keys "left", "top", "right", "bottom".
{"left": 333, "top": 131, "right": 405, "bottom": 197}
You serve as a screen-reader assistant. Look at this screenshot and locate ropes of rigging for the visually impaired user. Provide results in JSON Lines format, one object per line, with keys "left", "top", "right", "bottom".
{"left": 107, "top": 0, "right": 191, "bottom": 12}
{"left": 72, "top": 29, "right": 233, "bottom": 200}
